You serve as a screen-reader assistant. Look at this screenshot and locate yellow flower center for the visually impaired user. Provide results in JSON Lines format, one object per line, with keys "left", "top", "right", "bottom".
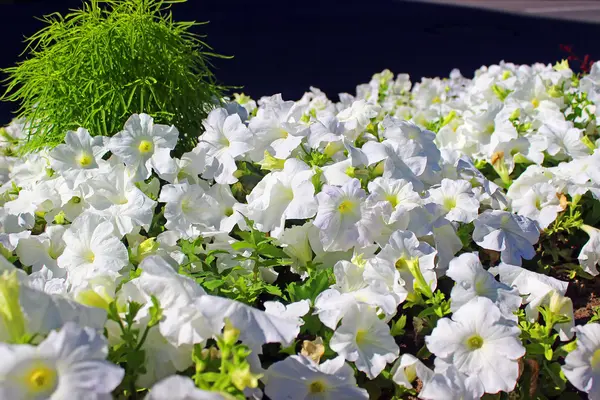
{"left": 84, "top": 250, "right": 95, "bottom": 263}
{"left": 309, "top": 380, "right": 327, "bottom": 393}
{"left": 138, "top": 139, "right": 154, "bottom": 154}
{"left": 77, "top": 153, "right": 93, "bottom": 167}
{"left": 405, "top": 364, "right": 418, "bottom": 383}
{"left": 224, "top": 207, "right": 234, "bottom": 217}
{"left": 395, "top": 257, "right": 410, "bottom": 271}
{"left": 531, "top": 98, "right": 540, "bottom": 108}
{"left": 591, "top": 349, "right": 600, "bottom": 370}
{"left": 24, "top": 364, "right": 57, "bottom": 394}
{"left": 279, "top": 128, "right": 289, "bottom": 139}
{"left": 443, "top": 197, "right": 457, "bottom": 210}
{"left": 466, "top": 334, "right": 484, "bottom": 350}
{"left": 356, "top": 329, "right": 368, "bottom": 344}
{"left": 385, "top": 194, "right": 399, "bottom": 208}
{"left": 338, "top": 200, "right": 355, "bottom": 214}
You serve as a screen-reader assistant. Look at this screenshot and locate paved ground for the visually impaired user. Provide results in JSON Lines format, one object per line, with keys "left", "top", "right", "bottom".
{"left": 407, "top": 0, "right": 600, "bottom": 23}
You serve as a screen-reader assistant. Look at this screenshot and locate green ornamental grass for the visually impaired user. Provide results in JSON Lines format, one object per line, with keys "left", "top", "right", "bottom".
{"left": 1, "top": 0, "right": 226, "bottom": 153}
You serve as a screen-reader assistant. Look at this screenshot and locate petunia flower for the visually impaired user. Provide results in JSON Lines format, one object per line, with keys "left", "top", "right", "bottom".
{"left": 510, "top": 182, "right": 563, "bottom": 230}
{"left": 329, "top": 304, "right": 399, "bottom": 379}
{"left": 390, "top": 353, "right": 433, "bottom": 390}
{"left": 57, "top": 213, "right": 129, "bottom": 288}
{"left": 108, "top": 113, "right": 179, "bottom": 182}
{"left": 473, "top": 210, "right": 540, "bottom": 266}
{"left": 579, "top": 224, "right": 600, "bottom": 276}
{"left": 0, "top": 322, "right": 123, "bottom": 399}
{"left": 427, "top": 178, "right": 480, "bottom": 223}
{"left": 49, "top": 127, "right": 108, "bottom": 189}
{"left": 419, "top": 364, "right": 484, "bottom": 400}
{"left": 314, "top": 178, "right": 367, "bottom": 252}
{"left": 447, "top": 252, "right": 521, "bottom": 320}
{"left": 246, "top": 159, "right": 317, "bottom": 238}
{"left": 425, "top": 297, "right": 525, "bottom": 394}
{"left": 198, "top": 107, "right": 254, "bottom": 184}
{"left": 562, "top": 323, "right": 600, "bottom": 399}
{"left": 263, "top": 355, "right": 369, "bottom": 400}
{"left": 146, "top": 375, "right": 227, "bottom": 400}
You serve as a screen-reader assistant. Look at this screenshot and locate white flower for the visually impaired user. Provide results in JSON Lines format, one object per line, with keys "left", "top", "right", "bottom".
{"left": 0, "top": 322, "right": 123, "bottom": 399}
{"left": 197, "top": 294, "right": 305, "bottom": 353}
{"left": 337, "top": 100, "right": 381, "bottom": 131}
{"left": 390, "top": 353, "right": 433, "bottom": 389}
{"left": 494, "top": 262, "right": 569, "bottom": 325}
{"left": 49, "top": 128, "right": 108, "bottom": 189}
{"left": 16, "top": 225, "right": 66, "bottom": 276}
{"left": 579, "top": 224, "right": 600, "bottom": 276}
{"left": 427, "top": 178, "right": 480, "bottom": 223}
{"left": 246, "top": 159, "right": 317, "bottom": 237}
{"left": 314, "top": 260, "right": 398, "bottom": 329}
{"left": 86, "top": 164, "right": 157, "bottom": 237}
{"left": 57, "top": 214, "right": 129, "bottom": 287}
{"left": 248, "top": 94, "right": 308, "bottom": 160}
{"left": 562, "top": 323, "right": 600, "bottom": 399}
{"left": 539, "top": 118, "right": 590, "bottom": 160}
{"left": 314, "top": 178, "right": 367, "bottom": 252}
{"left": 0, "top": 268, "right": 106, "bottom": 343}
{"left": 366, "top": 177, "right": 422, "bottom": 217}
{"left": 473, "top": 210, "right": 540, "bottom": 266}
{"left": 446, "top": 252, "right": 521, "bottom": 320}
{"left": 425, "top": 297, "right": 525, "bottom": 394}
{"left": 510, "top": 182, "right": 563, "bottom": 229}
{"left": 108, "top": 113, "right": 179, "bottom": 182}
{"left": 158, "top": 182, "right": 214, "bottom": 239}
{"left": 146, "top": 375, "right": 227, "bottom": 400}
{"left": 199, "top": 108, "right": 254, "bottom": 184}
{"left": 263, "top": 355, "right": 369, "bottom": 400}
{"left": 329, "top": 304, "right": 399, "bottom": 379}
{"left": 419, "top": 364, "right": 484, "bottom": 400}
{"left": 366, "top": 230, "right": 437, "bottom": 298}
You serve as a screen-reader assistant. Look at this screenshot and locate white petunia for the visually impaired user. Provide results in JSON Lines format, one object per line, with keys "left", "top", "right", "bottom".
{"left": 494, "top": 262, "right": 569, "bottom": 325}
{"left": 49, "top": 127, "right": 108, "bottom": 189}
{"left": 16, "top": 225, "right": 66, "bottom": 276}
{"left": 198, "top": 107, "right": 254, "bottom": 184}
{"left": 314, "top": 178, "right": 367, "bottom": 252}
{"left": 473, "top": 210, "right": 540, "bottom": 266}
{"left": 562, "top": 323, "right": 600, "bottom": 399}
{"left": 447, "top": 252, "right": 522, "bottom": 320}
{"left": 427, "top": 178, "right": 480, "bottom": 223}
{"left": 246, "top": 159, "right": 317, "bottom": 237}
{"left": 539, "top": 118, "right": 590, "bottom": 160}
{"left": 263, "top": 355, "right": 369, "bottom": 400}
{"left": 108, "top": 113, "right": 179, "bottom": 182}
{"left": 510, "top": 182, "right": 563, "bottom": 229}
{"left": 390, "top": 353, "right": 433, "bottom": 390}
{"left": 329, "top": 304, "right": 399, "bottom": 379}
{"left": 366, "top": 230, "right": 437, "bottom": 299}
{"left": 0, "top": 322, "right": 123, "bottom": 400}
{"left": 158, "top": 182, "right": 214, "bottom": 239}
{"left": 425, "top": 297, "right": 525, "bottom": 394}
{"left": 419, "top": 364, "right": 484, "bottom": 400}
{"left": 57, "top": 214, "right": 129, "bottom": 288}
{"left": 146, "top": 375, "right": 227, "bottom": 400}
{"left": 85, "top": 164, "right": 157, "bottom": 237}
{"left": 579, "top": 224, "right": 600, "bottom": 276}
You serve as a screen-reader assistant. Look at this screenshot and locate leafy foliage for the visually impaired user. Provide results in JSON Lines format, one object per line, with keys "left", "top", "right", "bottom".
{"left": 1, "top": 0, "right": 225, "bottom": 153}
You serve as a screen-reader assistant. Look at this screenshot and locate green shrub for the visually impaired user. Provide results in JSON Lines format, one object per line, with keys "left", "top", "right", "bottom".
{"left": 1, "top": 0, "right": 226, "bottom": 153}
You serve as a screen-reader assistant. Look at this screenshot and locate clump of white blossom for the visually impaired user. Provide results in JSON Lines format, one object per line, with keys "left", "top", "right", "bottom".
{"left": 1, "top": 58, "right": 600, "bottom": 399}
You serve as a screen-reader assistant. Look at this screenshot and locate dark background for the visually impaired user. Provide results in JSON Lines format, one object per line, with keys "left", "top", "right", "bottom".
{"left": 0, "top": 0, "right": 598, "bottom": 124}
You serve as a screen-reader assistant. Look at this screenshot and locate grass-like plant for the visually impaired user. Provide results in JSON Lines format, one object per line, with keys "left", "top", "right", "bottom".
{"left": 1, "top": 0, "right": 226, "bottom": 153}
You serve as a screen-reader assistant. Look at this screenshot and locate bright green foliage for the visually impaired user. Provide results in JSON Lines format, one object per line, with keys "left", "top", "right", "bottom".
{"left": 1, "top": 0, "right": 225, "bottom": 153}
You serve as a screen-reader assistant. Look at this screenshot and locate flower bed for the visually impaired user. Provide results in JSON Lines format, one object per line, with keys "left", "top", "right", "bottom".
{"left": 1, "top": 59, "right": 600, "bottom": 399}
